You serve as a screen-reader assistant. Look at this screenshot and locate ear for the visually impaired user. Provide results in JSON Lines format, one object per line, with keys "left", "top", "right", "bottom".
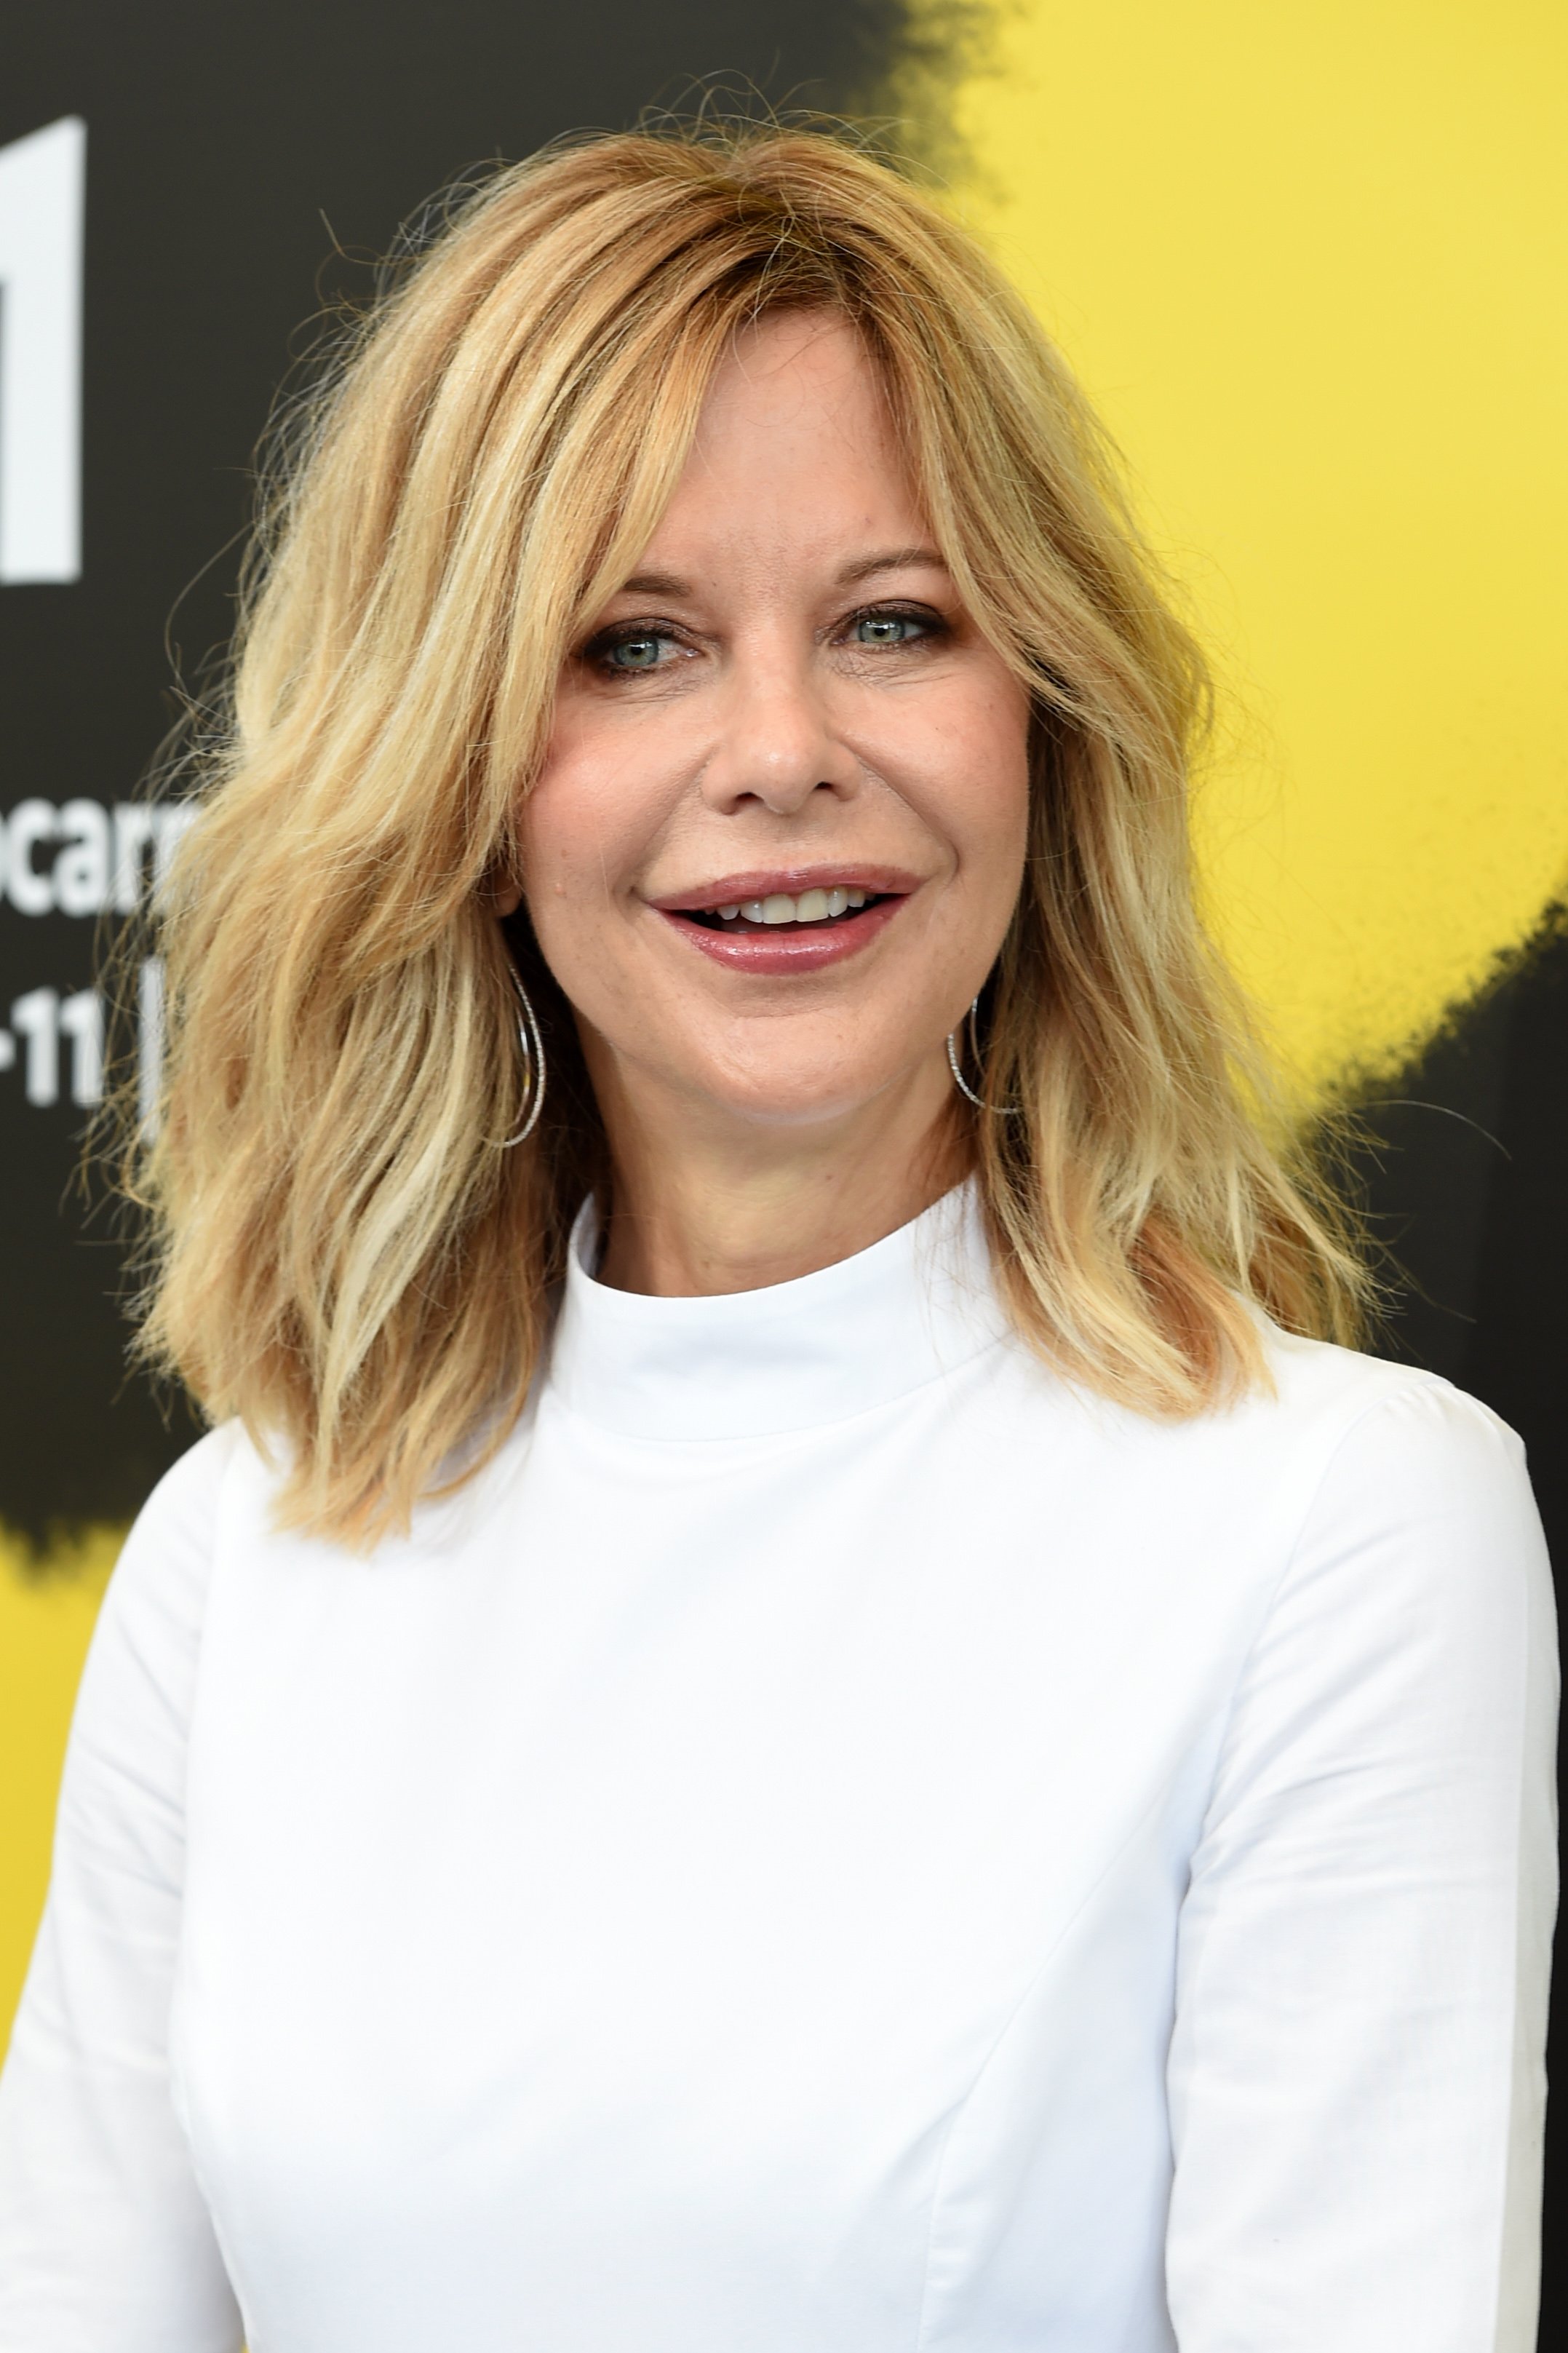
{"left": 486, "top": 843, "right": 526, "bottom": 917}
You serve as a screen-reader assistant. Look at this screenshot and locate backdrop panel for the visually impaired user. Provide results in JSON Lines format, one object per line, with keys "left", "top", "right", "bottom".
{"left": 2, "top": 1, "right": 1561, "bottom": 2336}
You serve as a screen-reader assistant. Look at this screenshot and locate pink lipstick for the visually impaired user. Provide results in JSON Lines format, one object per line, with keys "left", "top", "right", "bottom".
{"left": 648, "top": 865, "right": 917, "bottom": 975}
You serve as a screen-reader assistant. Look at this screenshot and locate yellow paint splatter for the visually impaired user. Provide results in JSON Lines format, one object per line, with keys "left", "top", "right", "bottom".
{"left": 934, "top": 0, "right": 1568, "bottom": 1094}
{"left": 0, "top": 1527, "right": 122, "bottom": 2044}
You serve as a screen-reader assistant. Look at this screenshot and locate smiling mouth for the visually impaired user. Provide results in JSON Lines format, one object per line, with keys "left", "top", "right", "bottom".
{"left": 653, "top": 870, "right": 914, "bottom": 969}
{"left": 688, "top": 886, "right": 890, "bottom": 932}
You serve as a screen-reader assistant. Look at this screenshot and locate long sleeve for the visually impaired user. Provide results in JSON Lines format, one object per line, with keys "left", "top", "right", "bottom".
{"left": 1166, "top": 1381, "right": 1558, "bottom": 2353}
{"left": 0, "top": 1435, "right": 243, "bottom": 2351}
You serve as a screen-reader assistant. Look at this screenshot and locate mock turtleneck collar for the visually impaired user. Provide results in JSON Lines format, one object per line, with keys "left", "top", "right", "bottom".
{"left": 546, "top": 1181, "right": 1009, "bottom": 1442}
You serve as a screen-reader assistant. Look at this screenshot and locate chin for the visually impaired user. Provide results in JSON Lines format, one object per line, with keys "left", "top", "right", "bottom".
{"left": 692, "top": 1049, "right": 931, "bottom": 1131}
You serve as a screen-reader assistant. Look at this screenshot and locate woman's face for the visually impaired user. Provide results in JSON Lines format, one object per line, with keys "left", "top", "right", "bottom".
{"left": 517, "top": 310, "right": 1032, "bottom": 1138}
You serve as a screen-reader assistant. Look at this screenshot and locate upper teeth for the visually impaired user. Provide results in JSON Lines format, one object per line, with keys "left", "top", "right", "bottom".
{"left": 714, "top": 887, "right": 868, "bottom": 925}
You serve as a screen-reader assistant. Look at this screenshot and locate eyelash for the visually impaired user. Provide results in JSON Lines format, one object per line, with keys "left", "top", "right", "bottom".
{"left": 581, "top": 602, "right": 950, "bottom": 678}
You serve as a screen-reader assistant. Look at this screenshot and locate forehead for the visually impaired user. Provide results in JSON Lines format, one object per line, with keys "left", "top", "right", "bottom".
{"left": 696, "top": 310, "right": 888, "bottom": 440}
{"left": 643, "top": 310, "right": 924, "bottom": 559}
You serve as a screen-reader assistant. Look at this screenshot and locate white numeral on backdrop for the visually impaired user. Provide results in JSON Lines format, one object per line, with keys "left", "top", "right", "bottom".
{"left": 7, "top": 985, "right": 102, "bottom": 1107}
{"left": 0, "top": 969, "right": 156, "bottom": 1113}
{"left": 0, "top": 117, "right": 87, "bottom": 584}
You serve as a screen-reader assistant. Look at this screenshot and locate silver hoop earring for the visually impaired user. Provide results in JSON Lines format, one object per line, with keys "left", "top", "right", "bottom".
{"left": 946, "top": 995, "right": 1019, "bottom": 1116}
{"left": 499, "top": 969, "right": 546, "bottom": 1148}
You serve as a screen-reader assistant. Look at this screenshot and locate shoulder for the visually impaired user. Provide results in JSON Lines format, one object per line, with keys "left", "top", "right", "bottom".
{"left": 1255, "top": 1313, "right": 1490, "bottom": 1429}
{"left": 118, "top": 1417, "right": 261, "bottom": 1564}
{"left": 1254, "top": 1321, "right": 1534, "bottom": 1517}
{"left": 93, "top": 1421, "right": 268, "bottom": 1668}
{"left": 1243, "top": 1327, "right": 1552, "bottom": 1670}
{"left": 1052, "top": 1319, "right": 1535, "bottom": 1555}
{"left": 51, "top": 1425, "right": 271, "bottom": 1823}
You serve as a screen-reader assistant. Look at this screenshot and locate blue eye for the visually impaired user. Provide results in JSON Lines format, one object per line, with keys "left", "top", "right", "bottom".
{"left": 605, "top": 632, "right": 670, "bottom": 672}
{"left": 852, "top": 611, "right": 928, "bottom": 647}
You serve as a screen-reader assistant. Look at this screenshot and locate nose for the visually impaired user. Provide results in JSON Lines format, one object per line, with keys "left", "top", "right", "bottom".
{"left": 698, "top": 649, "right": 861, "bottom": 818}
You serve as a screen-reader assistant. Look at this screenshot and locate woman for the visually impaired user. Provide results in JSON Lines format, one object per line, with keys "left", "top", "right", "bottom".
{"left": 0, "top": 127, "right": 1554, "bottom": 2352}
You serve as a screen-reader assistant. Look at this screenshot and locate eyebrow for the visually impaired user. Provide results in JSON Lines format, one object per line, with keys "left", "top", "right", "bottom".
{"left": 613, "top": 546, "right": 949, "bottom": 602}
{"left": 615, "top": 570, "right": 691, "bottom": 599}
{"left": 835, "top": 544, "right": 947, "bottom": 586}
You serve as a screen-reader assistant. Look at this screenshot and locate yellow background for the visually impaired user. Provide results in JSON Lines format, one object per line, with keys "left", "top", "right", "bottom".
{"left": 4, "top": 0, "right": 1567, "bottom": 2044}
{"left": 942, "top": 0, "right": 1568, "bottom": 1092}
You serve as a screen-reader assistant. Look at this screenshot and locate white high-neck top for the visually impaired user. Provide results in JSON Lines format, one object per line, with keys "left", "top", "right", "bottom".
{"left": 0, "top": 1184, "right": 1556, "bottom": 2353}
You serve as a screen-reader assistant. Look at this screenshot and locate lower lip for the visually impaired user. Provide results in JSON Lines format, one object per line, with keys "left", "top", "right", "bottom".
{"left": 656, "top": 895, "right": 907, "bottom": 972}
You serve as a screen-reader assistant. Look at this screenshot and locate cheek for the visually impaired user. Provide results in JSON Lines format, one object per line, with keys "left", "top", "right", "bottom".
{"left": 516, "top": 774, "right": 585, "bottom": 908}
{"left": 902, "top": 674, "right": 1032, "bottom": 902}
{"left": 518, "top": 716, "right": 653, "bottom": 927}
{"left": 513, "top": 759, "right": 634, "bottom": 1020}
{"left": 520, "top": 680, "right": 703, "bottom": 914}
{"left": 514, "top": 723, "right": 698, "bottom": 1054}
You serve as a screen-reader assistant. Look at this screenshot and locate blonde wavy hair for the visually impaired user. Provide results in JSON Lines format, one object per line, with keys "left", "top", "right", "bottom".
{"left": 135, "top": 124, "right": 1365, "bottom": 1545}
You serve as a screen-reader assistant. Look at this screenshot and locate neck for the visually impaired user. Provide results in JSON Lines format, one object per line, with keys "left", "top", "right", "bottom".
{"left": 586, "top": 1045, "right": 969, "bottom": 1297}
